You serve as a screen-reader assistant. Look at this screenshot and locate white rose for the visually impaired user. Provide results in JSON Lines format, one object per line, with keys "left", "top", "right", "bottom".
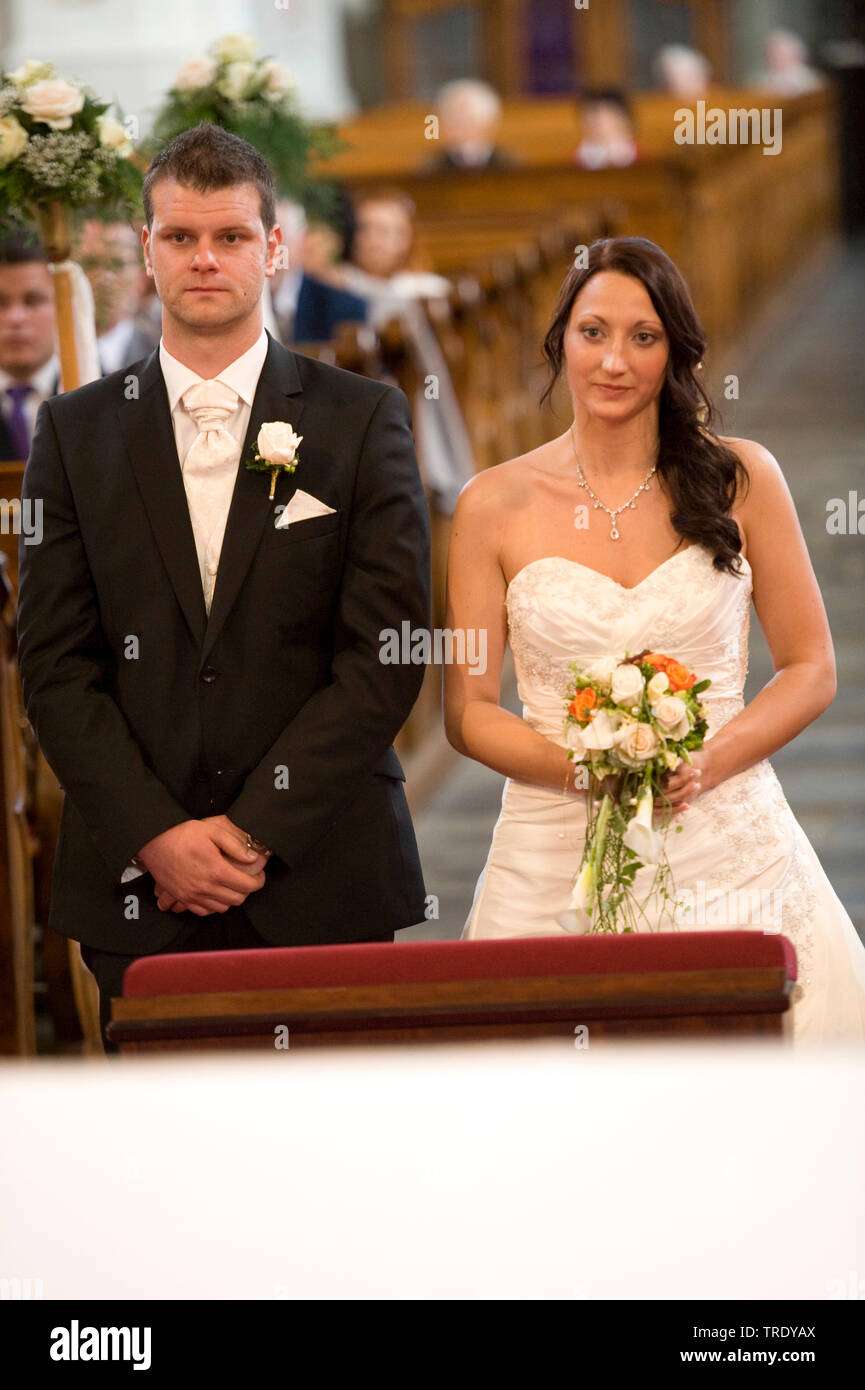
{"left": 20, "top": 78, "right": 85, "bottom": 130}
{"left": 96, "top": 113, "right": 132, "bottom": 157}
{"left": 611, "top": 662, "right": 644, "bottom": 707}
{"left": 260, "top": 58, "right": 292, "bottom": 97}
{"left": 7, "top": 60, "right": 56, "bottom": 88}
{"left": 0, "top": 115, "right": 28, "bottom": 167}
{"left": 614, "top": 720, "right": 660, "bottom": 767}
{"left": 216, "top": 61, "right": 257, "bottom": 102}
{"left": 646, "top": 670, "right": 670, "bottom": 703}
{"left": 174, "top": 56, "right": 218, "bottom": 93}
{"left": 652, "top": 695, "right": 690, "bottom": 741}
{"left": 257, "top": 422, "right": 302, "bottom": 466}
{"left": 584, "top": 655, "right": 617, "bottom": 690}
{"left": 211, "top": 33, "right": 258, "bottom": 65}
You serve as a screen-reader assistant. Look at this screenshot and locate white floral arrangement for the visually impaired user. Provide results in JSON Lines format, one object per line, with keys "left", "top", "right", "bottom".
{"left": 0, "top": 60, "right": 140, "bottom": 225}
{"left": 146, "top": 33, "right": 340, "bottom": 208}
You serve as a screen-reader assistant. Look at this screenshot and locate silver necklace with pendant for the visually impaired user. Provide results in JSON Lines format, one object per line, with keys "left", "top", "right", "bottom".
{"left": 570, "top": 424, "right": 658, "bottom": 541}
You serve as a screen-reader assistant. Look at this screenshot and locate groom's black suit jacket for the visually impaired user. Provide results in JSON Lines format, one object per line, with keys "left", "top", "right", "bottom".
{"left": 16, "top": 333, "right": 431, "bottom": 953}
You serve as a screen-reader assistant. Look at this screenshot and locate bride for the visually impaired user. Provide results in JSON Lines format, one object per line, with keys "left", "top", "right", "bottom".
{"left": 443, "top": 235, "right": 865, "bottom": 1045}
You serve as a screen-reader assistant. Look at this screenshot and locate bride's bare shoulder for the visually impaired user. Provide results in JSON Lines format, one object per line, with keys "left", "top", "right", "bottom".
{"left": 718, "top": 435, "right": 783, "bottom": 478}
{"left": 454, "top": 447, "right": 549, "bottom": 517}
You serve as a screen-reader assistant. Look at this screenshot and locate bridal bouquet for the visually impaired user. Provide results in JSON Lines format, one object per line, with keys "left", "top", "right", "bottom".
{"left": 560, "top": 650, "right": 710, "bottom": 933}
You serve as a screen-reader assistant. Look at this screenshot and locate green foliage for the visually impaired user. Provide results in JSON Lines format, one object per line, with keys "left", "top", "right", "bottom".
{"left": 143, "top": 42, "right": 346, "bottom": 222}
{"left": 0, "top": 70, "right": 141, "bottom": 228}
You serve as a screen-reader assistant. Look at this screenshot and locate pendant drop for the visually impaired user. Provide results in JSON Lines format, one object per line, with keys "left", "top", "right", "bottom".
{"left": 610, "top": 525, "right": 620, "bottom": 540}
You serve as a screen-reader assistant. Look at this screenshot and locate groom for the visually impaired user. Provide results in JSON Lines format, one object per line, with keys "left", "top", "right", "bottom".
{"left": 17, "top": 124, "right": 431, "bottom": 1047}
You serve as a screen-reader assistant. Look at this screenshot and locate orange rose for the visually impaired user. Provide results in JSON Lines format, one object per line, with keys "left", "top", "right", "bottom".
{"left": 644, "top": 652, "right": 670, "bottom": 670}
{"left": 665, "top": 660, "right": 696, "bottom": 691}
{"left": 569, "top": 688, "right": 598, "bottom": 723}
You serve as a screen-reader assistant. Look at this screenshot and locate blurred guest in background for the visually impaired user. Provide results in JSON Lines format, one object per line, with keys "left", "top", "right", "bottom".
{"left": 343, "top": 187, "right": 451, "bottom": 312}
{"left": 757, "top": 29, "right": 824, "bottom": 95}
{"left": 575, "top": 90, "right": 641, "bottom": 170}
{"left": 343, "top": 188, "right": 474, "bottom": 513}
{"left": 424, "top": 79, "right": 515, "bottom": 172}
{"left": 655, "top": 44, "right": 711, "bottom": 98}
{"left": 76, "top": 220, "right": 159, "bottom": 374}
{"left": 0, "top": 234, "right": 58, "bottom": 462}
{"left": 271, "top": 195, "right": 367, "bottom": 344}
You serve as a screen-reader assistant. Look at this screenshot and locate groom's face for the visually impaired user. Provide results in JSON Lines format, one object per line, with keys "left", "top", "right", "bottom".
{"left": 142, "top": 179, "right": 281, "bottom": 335}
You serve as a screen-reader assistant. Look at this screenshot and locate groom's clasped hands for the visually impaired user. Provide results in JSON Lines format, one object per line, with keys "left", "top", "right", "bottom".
{"left": 135, "top": 816, "right": 271, "bottom": 916}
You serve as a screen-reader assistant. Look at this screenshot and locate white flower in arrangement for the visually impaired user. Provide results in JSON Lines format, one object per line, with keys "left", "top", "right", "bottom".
{"left": 260, "top": 58, "right": 293, "bottom": 98}
{"left": 646, "top": 669, "right": 670, "bottom": 703}
{"left": 174, "top": 56, "right": 218, "bottom": 93}
{"left": 6, "top": 59, "right": 56, "bottom": 88}
{"left": 610, "top": 661, "right": 644, "bottom": 706}
{"left": 579, "top": 706, "right": 619, "bottom": 751}
{"left": 584, "top": 655, "right": 618, "bottom": 689}
{"left": 19, "top": 77, "right": 85, "bottom": 130}
{"left": 257, "top": 421, "right": 302, "bottom": 466}
{"left": 217, "top": 61, "right": 258, "bottom": 103}
{"left": 211, "top": 33, "right": 258, "bottom": 65}
{"left": 622, "top": 789, "right": 664, "bottom": 864}
{"left": 565, "top": 722, "right": 587, "bottom": 759}
{"left": 0, "top": 114, "right": 28, "bottom": 167}
{"left": 556, "top": 862, "right": 594, "bottom": 934}
{"left": 614, "top": 720, "right": 660, "bottom": 767}
{"left": 96, "top": 113, "right": 132, "bottom": 157}
{"left": 651, "top": 694, "right": 690, "bottom": 740}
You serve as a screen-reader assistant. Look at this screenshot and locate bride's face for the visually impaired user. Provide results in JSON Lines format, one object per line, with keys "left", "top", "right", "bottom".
{"left": 563, "top": 271, "right": 669, "bottom": 423}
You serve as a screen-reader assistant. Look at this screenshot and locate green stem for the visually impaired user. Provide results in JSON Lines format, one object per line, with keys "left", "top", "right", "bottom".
{"left": 587, "top": 793, "right": 613, "bottom": 916}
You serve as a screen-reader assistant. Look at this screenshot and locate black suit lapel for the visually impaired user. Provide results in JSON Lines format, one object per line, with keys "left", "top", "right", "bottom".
{"left": 117, "top": 349, "right": 208, "bottom": 645}
{"left": 202, "top": 335, "right": 305, "bottom": 663}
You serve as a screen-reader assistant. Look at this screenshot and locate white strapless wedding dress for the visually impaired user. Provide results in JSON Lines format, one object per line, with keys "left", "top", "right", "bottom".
{"left": 462, "top": 546, "right": 865, "bottom": 1045}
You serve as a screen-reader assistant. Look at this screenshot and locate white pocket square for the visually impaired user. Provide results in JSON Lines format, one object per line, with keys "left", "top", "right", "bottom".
{"left": 274, "top": 489, "right": 337, "bottom": 529}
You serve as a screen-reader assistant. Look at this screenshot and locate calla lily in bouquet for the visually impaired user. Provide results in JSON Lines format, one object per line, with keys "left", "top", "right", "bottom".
{"left": 558, "top": 650, "right": 711, "bottom": 933}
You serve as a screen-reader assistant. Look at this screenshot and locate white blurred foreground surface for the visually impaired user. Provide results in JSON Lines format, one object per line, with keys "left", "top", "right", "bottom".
{"left": 1, "top": 1040, "right": 863, "bottom": 1300}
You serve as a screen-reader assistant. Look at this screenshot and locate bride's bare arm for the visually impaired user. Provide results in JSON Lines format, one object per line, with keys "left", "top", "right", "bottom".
{"left": 680, "top": 437, "right": 836, "bottom": 797}
{"left": 443, "top": 473, "right": 579, "bottom": 793}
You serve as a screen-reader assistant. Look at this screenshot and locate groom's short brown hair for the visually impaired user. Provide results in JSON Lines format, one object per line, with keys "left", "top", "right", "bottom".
{"left": 142, "top": 123, "right": 277, "bottom": 231}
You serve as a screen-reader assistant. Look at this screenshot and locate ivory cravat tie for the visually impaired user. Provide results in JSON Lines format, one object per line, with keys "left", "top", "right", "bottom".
{"left": 180, "top": 379, "right": 241, "bottom": 614}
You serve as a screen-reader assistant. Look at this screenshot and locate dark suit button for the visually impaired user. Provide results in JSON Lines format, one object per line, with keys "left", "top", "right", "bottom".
{"left": 201, "top": 665, "right": 219, "bottom": 683}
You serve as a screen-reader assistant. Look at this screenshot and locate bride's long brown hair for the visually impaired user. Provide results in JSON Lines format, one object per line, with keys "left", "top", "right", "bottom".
{"left": 541, "top": 236, "right": 747, "bottom": 575}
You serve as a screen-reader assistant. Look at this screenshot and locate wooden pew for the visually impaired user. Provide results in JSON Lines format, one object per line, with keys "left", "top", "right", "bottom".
{"left": 0, "top": 468, "right": 103, "bottom": 1054}
{"left": 0, "top": 552, "right": 36, "bottom": 1054}
{"left": 317, "top": 89, "right": 840, "bottom": 352}
{"left": 108, "top": 930, "right": 798, "bottom": 1052}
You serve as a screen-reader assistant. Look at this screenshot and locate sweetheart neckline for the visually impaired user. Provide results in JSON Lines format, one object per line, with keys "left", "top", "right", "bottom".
{"left": 505, "top": 546, "right": 751, "bottom": 596}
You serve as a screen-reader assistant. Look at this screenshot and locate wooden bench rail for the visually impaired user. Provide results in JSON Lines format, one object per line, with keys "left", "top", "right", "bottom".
{"left": 109, "top": 963, "right": 795, "bottom": 1052}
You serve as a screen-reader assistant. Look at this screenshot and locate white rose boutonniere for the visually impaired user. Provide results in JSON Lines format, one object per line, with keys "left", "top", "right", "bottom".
{"left": 246, "top": 421, "right": 303, "bottom": 499}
